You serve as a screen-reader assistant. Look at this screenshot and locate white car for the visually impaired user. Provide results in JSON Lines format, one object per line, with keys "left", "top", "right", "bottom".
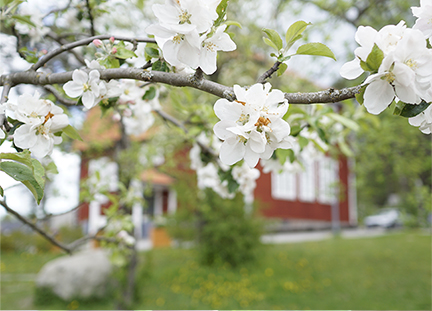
{"left": 364, "top": 208, "right": 402, "bottom": 228}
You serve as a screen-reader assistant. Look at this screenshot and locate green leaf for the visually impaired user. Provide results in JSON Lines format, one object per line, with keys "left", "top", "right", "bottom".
{"left": 295, "top": 42, "right": 336, "bottom": 60}
{"left": 317, "top": 127, "right": 329, "bottom": 144}
{"left": 360, "top": 44, "right": 383, "bottom": 72}
{"left": 142, "top": 87, "right": 156, "bottom": 101}
{"left": 11, "top": 15, "right": 36, "bottom": 28}
{"left": 0, "top": 161, "right": 44, "bottom": 203}
{"left": 0, "top": 186, "right": 3, "bottom": 197}
{"left": 355, "top": 85, "right": 366, "bottom": 105}
{"left": 145, "top": 46, "right": 159, "bottom": 59}
{"left": 338, "top": 139, "right": 354, "bottom": 157}
{"left": 31, "top": 158, "right": 45, "bottom": 190}
{"left": 263, "top": 37, "right": 278, "bottom": 51}
{"left": 393, "top": 101, "right": 405, "bottom": 116}
{"left": 285, "top": 21, "right": 310, "bottom": 47}
{"left": 214, "top": 0, "right": 229, "bottom": 27}
{"left": 263, "top": 28, "right": 283, "bottom": 51}
{"left": 61, "top": 125, "right": 83, "bottom": 141}
{"left": 152, "top": 60, "right": 169, "bottom": 72}
{"left": 290, "top": 125, "right": 302, "bottom": 136}
{"left": 0, "top": 150, "right": 33, "bottom": 167}
{"left": 115, "top": 46, "right": 137, "bottom": 59}
{"left": 276, "top": 63, "right": 288, "bottom": 76}
{"left": 399, "top": 101, "right": 431, "bottom": 118}
{"left": 223, "top": 20, "right": 242, "bottom": 29}
{"left": 275, "top": 148, "right": 293, "bottom": 165}
{"left": 326, "top": 113, "right": 360, "bottom": 131}
{"left": 298, "top": 136, "right": 309, "bottom": 149}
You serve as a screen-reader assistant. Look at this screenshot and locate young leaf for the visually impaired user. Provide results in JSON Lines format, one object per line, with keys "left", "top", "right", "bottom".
{"left": 0, "top": 150, "right": 33, "bottom": 167}
{"left": 0, "top": 161, "right": 44, "bottom": 203}
{"left": 142, "top": 86, "right": 157, "bottom": 101}
{"left": 285, "top": 21, "right": 310, "bottom": 47}
{"left": 326, "top": 113, "right": 360, "bottom": 131}
{"left": 295, "top": 43, "right": 336, "bottom": 60}
{"left": 360, "top": 44, "right": 383, "bottom": 72}
{"left": 276, "top": 62, "right": 288, "bottom": 76}
{"left": 298, "top": 136, "right": 309, "bottom": 149}
{"left": 224, "top": 20, "right": 242, "bottom": 29}
{"left": 11, "top": 15, "right": 36, "bottom": 28}
{"left": 62, "top": 125, "right": 83, "bottom": 141}
{"left": 263, "top": 28, "right": 283, "bottom": 51}
{"left": 355, "top": 85, "right": 366, "bottom": 105}
{"left": 263, "top": 37, "right": 278, "bottom": 51}
{"left": 115, "top": 47, "right": 137, "bottom": 59}
{"left": 145, "top": 46, "right": 159, "bottom": 59}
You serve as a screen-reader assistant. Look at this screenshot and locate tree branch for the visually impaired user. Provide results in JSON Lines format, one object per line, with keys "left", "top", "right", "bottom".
{"left": 1, "top": 77, "right": 12, "bottom": 127}
{"left": 85, "top": 0, "right": 96, "bottom": 36}
{"left": 0, "top": 199, "right": 72, "bottom": 254}
{"left": 1, "top": 67, "right": 362, "bottom": 104}
{"left": 257, "top": 61, "right": 282, "bottom": 83}
{"left": 43, "top": 85, "right": 77, "bottom": 106}
{"left": 31, "top": 35, "right": 156, "bottom": 71}
{"left": 46, "top": 32, "right": 86, "bottom": 65}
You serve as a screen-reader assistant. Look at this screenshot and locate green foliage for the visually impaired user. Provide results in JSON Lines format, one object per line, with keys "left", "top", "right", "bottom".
{"left": 295, "top": 42, "right": 336, "bottom": 60}
{"left": 360, "top": 44, "right": 384, "bottom": 72}
{"left": 197, "top": 190, "right": 264, "bottom": 267}
{"left": 395, "top": 101, "right": 431, "bottom": 118}
{"left": 0, "top": 151, "right": 45, "bottom": 204}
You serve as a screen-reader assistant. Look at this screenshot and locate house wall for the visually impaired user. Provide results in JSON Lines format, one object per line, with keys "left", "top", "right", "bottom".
{"left": 255, "top": 157, "right": 351, "bottom": 223}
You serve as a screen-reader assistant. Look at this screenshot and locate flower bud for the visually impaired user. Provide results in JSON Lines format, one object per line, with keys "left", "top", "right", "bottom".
{"left": 109, "top": 36, "right": 115, "bottom": 43}
{"left": 92, "top": 39, "right": 103, "bottom": 47}
{"left": 111, "top": 47, "right": 117, "bottom": 54}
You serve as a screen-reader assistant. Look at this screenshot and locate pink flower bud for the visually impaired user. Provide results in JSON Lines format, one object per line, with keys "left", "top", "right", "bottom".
{"left": 93, "top": 39, "right": 103, "bottom": 47}
{"left": 112, "top": 113, "right": 121, "bottom": 122}
{"left": 109, "top": 36, "right": 115, "bottom": 43}
{"left": 41, "top": 49, "right": 48, "bottom": 55}
{"left": 123, "top": 108, "right": 132, "bottom": 118}
{"left": 111, "top": 47, "right": 117, "bottom": 54}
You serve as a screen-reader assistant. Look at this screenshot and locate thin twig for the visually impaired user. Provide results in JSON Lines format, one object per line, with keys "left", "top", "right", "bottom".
{"left": 85, "top": 0, "right": 96, "bottom": 36}
{"left": 257, "top": 61, "right": 282, "bottom": 83}
{"left": 0, "top": 77, "right": 12, "bottom": 127}
{"left": 141, "top": 61, "right": 152, "bottom": 70}
{"left": 46, "top": 32, "right": 86, "bottom": 65}
{"left": 1, "top": 199, "right": 72, "bottom": 254}
{"left": 31, "top": 35, "right": 156, "bottom": 71}
{"left": 38, "top": 203, "right": 82, "bottom": 221}
{"left": 43, "top": 85, "right": 77, "bottom": 106}
{"left": 10, "top": 25, "right": 26, "bottom": 60}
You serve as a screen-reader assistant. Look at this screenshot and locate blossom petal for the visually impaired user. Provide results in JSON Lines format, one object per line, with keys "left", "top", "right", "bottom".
{"left": 244, "top": 145, "right": 260, "bottom": 167}
{"left": 72, "top": 69, "right": 88, "bottom": 85}
{"left": 363, "top": 79, "right": 395, "bottom": 115}
{"left": 219, "top": 139, "right": 245, "bottom": 165}
{"left": 63, "top": 81, "right": 83, "bottom": 98}
{"left": 340, "top": 58, "right": 364, "bottom": 80}
{"left": 214, "top": 98, "right": 242, "bottom": 121}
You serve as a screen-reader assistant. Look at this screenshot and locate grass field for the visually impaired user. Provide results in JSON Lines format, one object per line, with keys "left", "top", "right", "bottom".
{"left": 1, "top": 230, "right": 430, "bottom": 310}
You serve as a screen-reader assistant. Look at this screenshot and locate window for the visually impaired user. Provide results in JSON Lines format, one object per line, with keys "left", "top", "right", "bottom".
{"left": 318, "top": 156, "right": 339, "bottom": 204}
{"left": 271, "top": 170, "right": 296, "bottom": 201}
{"left": 298, "top": 156, "right": 316, "bottom": 202}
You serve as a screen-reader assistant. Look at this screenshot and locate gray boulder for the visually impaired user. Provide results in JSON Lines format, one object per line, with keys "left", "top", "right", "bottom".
{"left": 36, "top": 249, "right": 113, "bottom": 301}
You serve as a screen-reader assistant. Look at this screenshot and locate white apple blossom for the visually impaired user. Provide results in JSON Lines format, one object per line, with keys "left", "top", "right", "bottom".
{"left": 412, "top": 0, "right": 432, "bottom": 40}
{"left": 363, "top": 29, "right": 432, "bottom": 114}
{"left": 152, "top": 0, "right": 218, "bottom": 34}
{"left": 340, "top": 21, "right": 407, "bottom": 80}
{"left": 199, "top": 25, "right": 237, "bottom": 75}
{"left": 231, "top": 162, "right": 260, "bottom": 204}
{"left": 5, "top": 92, "right": 69, "bottom": 158}
{"left": 213, "top": 83, "right": 291, "bottom": 167}
{"left": 14, "top": 3, "right": 50, "bottom": 46}
{"left": 63, "top": 70, "right": 102, "bottom": 109}
{"left": 409, "top": 104, "right": 432, "bottom": 134}
{"left": 117, "top": 230, "right": 136, "bottom": 246}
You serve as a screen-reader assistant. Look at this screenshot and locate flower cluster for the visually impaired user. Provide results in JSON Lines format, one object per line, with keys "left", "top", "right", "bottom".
{"left": 146, "top": 0, "right": 236, "bottom": 74}
{"left": 213, "top": 83, "right": 293, "bottom": 167}
{"left": 189, "top": 134, "right": 260, "bottom": 203}
{"left": 412, "top": 0, "right": 432, "bottom": 42}
{"left": 340, "top": 21, "right": 432, "bottom": 115}
{"left": 117, "top": 81, "right": 160, "bottom": 136}
{"left": 5, "top": 92, "right": 69, "bottom": 158}
{"left": 14, "top": 3, "right": 50, "bottom": 46}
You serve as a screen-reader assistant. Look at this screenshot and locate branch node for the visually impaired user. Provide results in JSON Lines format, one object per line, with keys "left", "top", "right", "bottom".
{"left": 222, "top": 89, "right": 236, "bottom": 101}
{"left": 140, "top": 70, "right": 153, "bottom": 81}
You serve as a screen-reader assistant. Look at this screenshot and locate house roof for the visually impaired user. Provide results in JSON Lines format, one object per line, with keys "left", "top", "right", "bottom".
{"left": 73, "top": 107, "right": 152, "bottom": 152}
{"left": 140, "top": 168, "right": 175, "bottom": 186}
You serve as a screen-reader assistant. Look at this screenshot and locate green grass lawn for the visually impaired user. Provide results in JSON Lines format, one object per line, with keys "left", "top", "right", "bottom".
{"left": 1, "top": 230, "right": 431, "bottom": 310}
